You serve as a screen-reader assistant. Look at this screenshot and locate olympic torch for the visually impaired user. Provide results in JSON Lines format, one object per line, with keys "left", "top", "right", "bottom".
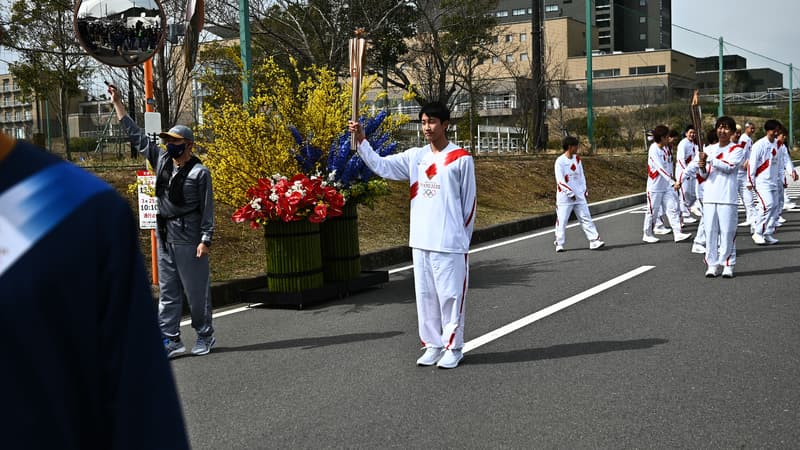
{"left": 349, "top": 29, "right": 367, "bottom": 151}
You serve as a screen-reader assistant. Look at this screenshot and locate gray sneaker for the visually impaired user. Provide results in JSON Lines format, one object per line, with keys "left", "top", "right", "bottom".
{"left": 164, "top": 338, "right": 185, "bottom": 359}
{"left": 192, "top": 335, "right": 216, "bottom": 356}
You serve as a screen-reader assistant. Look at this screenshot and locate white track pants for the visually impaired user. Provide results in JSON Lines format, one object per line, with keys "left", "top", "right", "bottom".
{"left": 753, "top": 188, "right": 777, "bottom": 236}
{"left": 679, "top": 179, "right": 697, "bottom": 217}
{"left": 703, "top": 203, "right": 738, "bottom": 267}
{"left": 643, "top": 190, "right": 682, "bottom": 235}
{"left": 737, "top": 177, "right": 756, "bottom": 225}
{"left": 412, "top": 249, "right": 468, "bottom": 350}
{"left": 554, "top": 202, "right": 600, "bottom": 246}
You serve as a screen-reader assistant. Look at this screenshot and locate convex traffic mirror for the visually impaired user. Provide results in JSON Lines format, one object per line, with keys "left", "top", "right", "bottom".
{"left": 74, "top": 0, "right": 166, "bottom": 67}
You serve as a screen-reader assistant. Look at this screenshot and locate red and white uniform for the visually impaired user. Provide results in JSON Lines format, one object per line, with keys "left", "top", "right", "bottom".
{"left": 698, "top": 142, "right": 745, "bottom": 269}
{"left": 554, "top": 153, "right": 599, "bottom": 246}
{"left": 357, "top": 140, "right": 476, "bottom": 350}
{"left": 676, "top": 137, "right": 698, "bottom": 217}
{"left": 737, "top": 133, "right": 756, "bottom": 226}
{"left": 643, "top": 142, "right": 682, "bottom": 236}
{"left": 748, "top": 136, "right": 781, "bottom": 237}
{"left": 776, "top": 140, "right": 796, "bottom": 215}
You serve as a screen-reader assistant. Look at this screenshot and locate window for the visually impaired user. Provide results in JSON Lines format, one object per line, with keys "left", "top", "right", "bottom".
{"left": 512, "top": 8, "right": 526, "bottom": 16}
{"left": 496, "top": 10, "right": 508, "bottom": 17}
{"left": 520, "top": 53, "right": 529, "bottom": 62}
{"left": 520, "top": 33, "right": 527, "bottom": 42}
{"left": 639, "top": 0, "right": 646, "bottom": 5}
{"left": 545, "top": 5, "right": 559, "bottom": 13}
{"left": 592, "top": 68, "right": 620, "bottom": 78}
{"left": 492, "top": 56, "right": 499, "bottom": 64}
{"left": 14, "top": 111, "right": 21, "bottom": 121}
{"left": 640, "top": 16, "right": 647, "bottom": 23}
{"left": 505, "top": 34, "right": 513, "bottom": 43}
{"left": 3, "top": 112, "right": 8, "bottom": 121}
{"left": 506, "top": 54, "right": 514, "bottom": 63}
{"left": 639, "top": 33, "right": 647, "bottom": 40}
{"left": 629, "top": 65, "right": 666, "bottom": 76}
{"left": 24, "top": 110, "right": 32, "bottom": 121}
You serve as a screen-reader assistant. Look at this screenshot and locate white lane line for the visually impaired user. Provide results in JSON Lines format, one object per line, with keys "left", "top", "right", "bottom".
{"left": 388, "top": 204, "right": 643, "bottom": 274}
{"left": 188, "top": 203, "right": 644, "bottom": 325}
{"left": 462, "top": 265, "right": 655, "bottom": 353}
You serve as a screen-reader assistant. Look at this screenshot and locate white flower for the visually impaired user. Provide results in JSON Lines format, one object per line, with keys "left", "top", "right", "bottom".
{"left": 269, "top": 193, "right": 279, "bottom": 202}
{"left": 249, "top": 197, "right": 262, "bottom": 211}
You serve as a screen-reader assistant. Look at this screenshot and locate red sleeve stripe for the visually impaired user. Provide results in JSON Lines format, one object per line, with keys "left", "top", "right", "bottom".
{"left": 444, "top": 149, "right": 471, "bottom": 166}
{"left": 409, "top": 181, "right": 418, "bottom": 200}
{"left": 755, "top": 160, "right": 770, "bottom": 177}
{"left": 464, "top": 197, "right": 476, "bottom": 227}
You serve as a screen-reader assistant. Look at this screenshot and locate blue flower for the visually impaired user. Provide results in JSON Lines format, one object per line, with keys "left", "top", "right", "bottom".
{"left": 289, "top": 126, "right": 323, "bottom": 174}
{"left": 326, "top": 110, "right": 397, "bottom": 188}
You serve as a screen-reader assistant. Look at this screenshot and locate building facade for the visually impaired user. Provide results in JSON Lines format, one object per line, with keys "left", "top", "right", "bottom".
{"left": 493, "top": 0, "right": 671, "bottom": 54}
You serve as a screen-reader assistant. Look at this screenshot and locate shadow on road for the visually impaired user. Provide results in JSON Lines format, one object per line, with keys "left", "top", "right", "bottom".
{"left": 464, "top": 338, "right": 668, "bottom": 365}
{"left": 211, "top": 331, "right": 404, "bottom": 353}
{"left": 469, "top": 258, "right": 549, "bottom": 290}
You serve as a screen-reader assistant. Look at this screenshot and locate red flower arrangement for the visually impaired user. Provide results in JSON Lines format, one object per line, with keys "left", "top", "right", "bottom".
{"left": 232, "top": 174, "right": 345, "bottom": 228}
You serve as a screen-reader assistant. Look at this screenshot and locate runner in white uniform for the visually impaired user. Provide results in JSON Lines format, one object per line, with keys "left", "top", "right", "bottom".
{"left": 774, "top": 129, "right": 797, "bottom": 226}
{"left": 737, "top": 122, "right": 756, "bottom": 228}
{"left": 642, "top": 125, "right": 692, "bottom": 243}
{"left": 748, "top": 120, "right": 782, "bottom": 245}
{"left": 676, "top": 125, "right": 699, "bottom": 223}
{"left": 553, "top": 136, "right": 604, "bottom": 252}
{"left": 349, "top": 102, "right": 476, "bottom": 370}
{"left": 695, "top": 116, "right": 744, "bottom": 278}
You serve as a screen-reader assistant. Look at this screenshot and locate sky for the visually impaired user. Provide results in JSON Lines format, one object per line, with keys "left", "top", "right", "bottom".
{"left": 671, "top": 0, "right": 800, "bottom": 88}
{"left": 2, "top": 1, "right": 800, "bottom": 87}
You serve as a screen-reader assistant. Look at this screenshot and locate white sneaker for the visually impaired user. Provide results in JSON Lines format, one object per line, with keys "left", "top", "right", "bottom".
{"left": 642, "top": 234, "right": 660, "bottom": 243}
{"left": 722, "top": 266, "right": 734, "bottom": 278}
{"left": 673, "top": 232, "right": 692, "bottom": 242}
{"left": 436, "top": 349, "right": 463, "bottom": 369}
{"left": 683, "top": 216, "right": 698, "bottom": 224}
{"left": 653, "top": 226, "right": 672, "bottom": 235}
{"left": 416, "top": 347, "right": 444, "bottom": 366}
{"left": 778, "top": 216, "right": 787, "bottom": 224}
{"left": 555, "top": 244, "right": 565, "bottom": 252}
{"left": 752, "top": 233, "right": 766, "bottom": 245}
{"left": 589, "top": 239, "right": 605, "bottom": 250}
{"left": 737, "top": 220, "right": 751, "bottom": 227}
{"left": 705, "top": 265, "right": 720, "bottom": 278}
{"left": 691, "top": 243, "right": 706, "bottom": 254}
{"left": 690, "top": 205, "right": 703, "bottom": 217}
{"left": 764, "top": 235, "right": 779, "bottom": 245}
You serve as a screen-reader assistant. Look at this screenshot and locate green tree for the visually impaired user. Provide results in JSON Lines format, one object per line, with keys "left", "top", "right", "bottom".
{"left": 4, "top": 0, "right": 92, "bottom": 160}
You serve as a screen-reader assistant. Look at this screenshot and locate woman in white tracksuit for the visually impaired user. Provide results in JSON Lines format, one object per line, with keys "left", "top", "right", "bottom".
{"left": 749, "top": 120, "right": 783, "bottom": 244}
{"left": 553, "top": 136, "right": 603, "bottom": 252}
{"left": 695, "top": 116, "right": 745, "bottom": 278}
{"left": 349, "top": 102, "right": 476, "bottom": 370}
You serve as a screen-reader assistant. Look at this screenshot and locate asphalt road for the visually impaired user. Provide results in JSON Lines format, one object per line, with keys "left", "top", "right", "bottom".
{"left": 172, "top": 184, "right": 800, "bottom": 449}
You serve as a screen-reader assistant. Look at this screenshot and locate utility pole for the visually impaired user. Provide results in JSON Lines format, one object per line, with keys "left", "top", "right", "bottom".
{"left": 586, "top": 0, "right": 594, "bottom": 151}
{"left": 531, "top": 0, "right": 545, "bottom": 150}
{"left": 718, "top": 36, "right": 724, "bottom": 117}
{"left": 240, "top": 0, "right": 252, "bottom": 105}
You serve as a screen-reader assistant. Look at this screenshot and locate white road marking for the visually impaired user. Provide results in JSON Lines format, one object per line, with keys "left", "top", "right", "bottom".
{"left": 184, "top": 202, "right": 645, "bottom": 325}
{"left": 462, "top": 265, "right": 655, "bottom": 353}
{"left": 388, "top": 204, "right": 644, "bottom": 274}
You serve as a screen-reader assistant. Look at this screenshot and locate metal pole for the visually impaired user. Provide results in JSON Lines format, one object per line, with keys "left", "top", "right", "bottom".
{"left": 240, "top": 0, "right": 252, "bottom": 105}
{"left": 718, "top": 36, "right": 724, "bottom": 116}
{"left": 586, "top": 0, "right": 594, "bottom": 150}
{"left": 143, "top": 58, "right": 158, "bottom": 286}
{"left": 790, "top": 63, "right": 794, "bottom": 148}
{"left": 45, "top": 98, "right": 51, "bottom": 151}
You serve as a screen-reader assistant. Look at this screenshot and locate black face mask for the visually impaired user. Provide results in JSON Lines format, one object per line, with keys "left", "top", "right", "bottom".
{"left": 166, "top": 142, "right": 187, "bottom": 158}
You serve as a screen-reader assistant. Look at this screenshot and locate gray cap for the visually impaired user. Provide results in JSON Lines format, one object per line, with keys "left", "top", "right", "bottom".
{"left": 158, "top": 124, "right": 194, "bottom": 142}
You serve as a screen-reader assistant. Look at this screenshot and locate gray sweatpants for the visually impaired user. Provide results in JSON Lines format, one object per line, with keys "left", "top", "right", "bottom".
{"left": 157, "top": 241, "right": 213, "bottom": 339}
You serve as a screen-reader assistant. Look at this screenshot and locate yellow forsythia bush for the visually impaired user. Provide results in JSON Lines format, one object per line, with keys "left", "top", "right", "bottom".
{"left": 199, "top": 58, "right": 352, "bottom": 207}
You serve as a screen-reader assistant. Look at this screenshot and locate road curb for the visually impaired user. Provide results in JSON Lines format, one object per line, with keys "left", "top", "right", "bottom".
{"left": 209, "top": 192, "right": 646, "bottom": 307}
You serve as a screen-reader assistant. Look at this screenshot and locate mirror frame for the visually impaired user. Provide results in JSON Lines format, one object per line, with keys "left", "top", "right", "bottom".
{"left": 73, "top": 0, "right": 167, "bottom": 68}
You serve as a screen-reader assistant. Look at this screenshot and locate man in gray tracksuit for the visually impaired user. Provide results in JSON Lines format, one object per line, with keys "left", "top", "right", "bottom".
{"left": 109, "top": 85, "right": 216, "bottom": 358}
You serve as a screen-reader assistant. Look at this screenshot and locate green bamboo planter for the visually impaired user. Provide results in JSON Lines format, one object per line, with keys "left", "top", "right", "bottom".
{"left": 264, "top": 220, "right": 324, "bottom": 292}
{"left": 320, "top": 202, "right": 361, "bottom": 281}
